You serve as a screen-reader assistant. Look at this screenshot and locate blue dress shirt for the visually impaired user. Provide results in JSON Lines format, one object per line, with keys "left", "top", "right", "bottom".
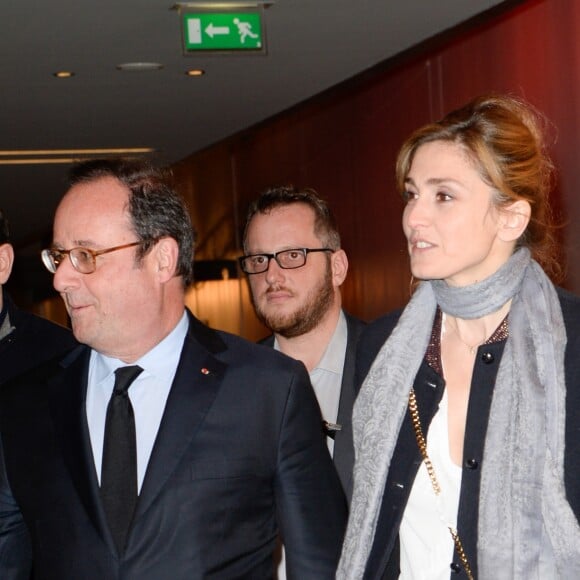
{"left": 86, "top": 312, "right": 189, "bottom": 492}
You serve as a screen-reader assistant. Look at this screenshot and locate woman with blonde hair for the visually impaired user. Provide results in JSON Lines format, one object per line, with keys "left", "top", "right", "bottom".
{"left": 338, "top": 94, "right": 580, "bottom": 579}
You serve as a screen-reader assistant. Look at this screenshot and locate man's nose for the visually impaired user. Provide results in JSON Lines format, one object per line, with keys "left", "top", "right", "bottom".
{"left": 53, "top": 254, "right": 81, "bottom": 293}
{"left": 264, "top": 256, "right": 285, "bottom": 284}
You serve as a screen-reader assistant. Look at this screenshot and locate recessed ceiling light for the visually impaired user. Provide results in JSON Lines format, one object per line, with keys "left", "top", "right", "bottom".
{"left": 53, "top": 71, "right": 75, "bottom": 78}
{"left": 116, "top": 62, "right": 164, "bottom": 72}
{"left": 185, "top": 69, "right": 205, "bottom": 77}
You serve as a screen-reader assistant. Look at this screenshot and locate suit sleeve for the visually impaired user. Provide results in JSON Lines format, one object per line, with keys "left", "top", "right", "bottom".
{"left": 0, "top": 433, "right": 32, "bottom": 580}
{"left": 274, "top": 367, "right": 347, "bottom": 579}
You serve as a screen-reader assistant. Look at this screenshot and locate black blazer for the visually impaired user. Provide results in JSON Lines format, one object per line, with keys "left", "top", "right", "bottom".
{"left": 356, "top": 288, "right": 580, "bottom": 579}
{"left": 261, "top": 311, "right": 365, "bottom": 501}
{"left": 0, "top": 310, "right": 347, "bottom": 580}
{"left": 0, "top": 291, "right": 76, "bottom": 386}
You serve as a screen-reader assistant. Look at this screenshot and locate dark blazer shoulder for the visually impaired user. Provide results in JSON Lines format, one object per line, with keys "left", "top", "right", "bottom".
{"left": 344, "top": 311, "right": 366, "bottom": 339}
{"left": 258, "top": 334, "right": 274, "bottom": 347}
{"left": 358, "top": 289, "right": 580, "bottom": 366}
{"left": 355, "top": 308, "right": 403, "bottom": 389}
{"left": 186, "top": 310, "right": 307, "bottom": 376}
{"left": 0, "top": 295, "right": 77, "bottom": 385}
{"left": 334, "top": 311, "right": 365, "bottom": 500}
{"left": 341, "top": 311, "right": 366, "bottom": 388}
{"left": 557, "top": 287, "right": 580, "bottom": 522}
{"left": 558, "top": 286, "right": 580, "bottom": 332}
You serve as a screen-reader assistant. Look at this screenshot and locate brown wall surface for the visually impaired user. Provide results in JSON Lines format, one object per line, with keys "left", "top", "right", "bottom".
{"left": 174, "top": 0, "right": 580, "bottom": 340}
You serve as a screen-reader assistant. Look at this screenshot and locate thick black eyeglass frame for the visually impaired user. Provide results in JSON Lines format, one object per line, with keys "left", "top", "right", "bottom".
{"left": 238, "top": 247, "right": 333, "bottom": 275}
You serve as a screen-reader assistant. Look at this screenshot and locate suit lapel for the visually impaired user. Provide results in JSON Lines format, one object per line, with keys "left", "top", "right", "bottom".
{"left": 49, "top": 346, "right": 115, "bottom": 551}
{"left": 135, "top": 321, "right": 227, "bottom": 519}
{"left": 333, "top": 315, "right": 364, "bottom": 499}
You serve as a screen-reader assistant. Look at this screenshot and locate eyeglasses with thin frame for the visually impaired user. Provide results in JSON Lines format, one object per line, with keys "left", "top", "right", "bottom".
{"left": 238, "top": 247, "right": 333, "bottom": 275}
{"left": 41, "top": 240, "right": 152, "bottom": 274}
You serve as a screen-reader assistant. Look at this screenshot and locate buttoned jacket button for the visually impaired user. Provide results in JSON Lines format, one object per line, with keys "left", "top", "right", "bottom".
{"left": 481, "top": 351, "right": 494, "bottom": 364}
{"left": 450, "top": 562, "right": 461, "bottom": 574}
{"left": 465, "top": 458, "right": 479, "bottom": 470}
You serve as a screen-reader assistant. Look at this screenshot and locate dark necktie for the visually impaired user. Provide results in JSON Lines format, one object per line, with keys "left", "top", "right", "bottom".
{"left": 100, "top": 365, "right": 143, "bottom": 554}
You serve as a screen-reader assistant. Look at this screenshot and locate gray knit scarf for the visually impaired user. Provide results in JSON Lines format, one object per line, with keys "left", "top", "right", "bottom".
{"left": 337, "top": 248, "right": 580, "bottom": 579}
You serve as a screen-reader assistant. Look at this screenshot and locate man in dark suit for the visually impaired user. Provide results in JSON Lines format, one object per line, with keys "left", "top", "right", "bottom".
{"left": 0, "top": 159, "right": 346, "bottom": 580}
{"left": 0, "top": 209, "right": 76, "bottom": 385}
{"left": 241, "top": 187, "right": 365, "bottom": 501}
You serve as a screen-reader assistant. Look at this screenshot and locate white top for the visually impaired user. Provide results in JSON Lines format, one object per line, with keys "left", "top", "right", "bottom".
{"left": 86, "top": 312, "right": 189, "bottom": 492}
{"left": 399, "top": 389, "right": 462, "bottom": 580}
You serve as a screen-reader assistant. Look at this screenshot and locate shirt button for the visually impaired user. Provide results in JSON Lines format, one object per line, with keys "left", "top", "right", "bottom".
{"left": 481, "top": 351, "right": 494, "bottom": 364}
{"left": 450, "top": 562, "right": 461, "bottom": 574}
{"left": 465, "top": 458, "right": 479, "bottom": 470}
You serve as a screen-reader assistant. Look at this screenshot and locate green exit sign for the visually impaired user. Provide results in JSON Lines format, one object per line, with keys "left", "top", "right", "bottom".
{"left": 183, "top": 12, "right": 264, "bottom": 52}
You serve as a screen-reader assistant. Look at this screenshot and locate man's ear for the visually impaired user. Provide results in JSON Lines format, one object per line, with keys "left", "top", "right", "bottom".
{"left": 153, "top": 237, "right": 180, "bottom": 282}
{"left": 331, "top": 249, "right": 348, "bottom": 287}
{"left": 0, "top": 243, "right": 14, "bottom": 285}
{"left": 498, "top": 200, "right": 531, "bottom": 242}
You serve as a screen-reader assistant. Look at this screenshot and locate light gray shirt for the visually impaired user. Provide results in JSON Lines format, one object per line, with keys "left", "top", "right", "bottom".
{"left": 274, "top": 309, "right": 347, "bottom": 456}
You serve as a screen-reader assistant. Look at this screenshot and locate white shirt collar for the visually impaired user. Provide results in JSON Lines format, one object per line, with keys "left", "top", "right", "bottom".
{"left": 90, "top": 310, "right": 189, "bottom": 384}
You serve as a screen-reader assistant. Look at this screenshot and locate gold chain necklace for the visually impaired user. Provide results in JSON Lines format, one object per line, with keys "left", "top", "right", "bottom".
{"left": 408, "top": 388, "right": 474, "bottom": 580}
{"left": 446, "top": 316, "right": 485, "bottom": 355}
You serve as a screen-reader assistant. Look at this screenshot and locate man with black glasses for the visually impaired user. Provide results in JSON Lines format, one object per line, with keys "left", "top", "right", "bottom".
{"left": 0, "top": 159, "right": 346, "bottom": 580}
{"left": 241, "top": 187, "right": 364, "bottom": 579}
{"left": 241, "top": 187, "right": 365, "bottom": 501}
